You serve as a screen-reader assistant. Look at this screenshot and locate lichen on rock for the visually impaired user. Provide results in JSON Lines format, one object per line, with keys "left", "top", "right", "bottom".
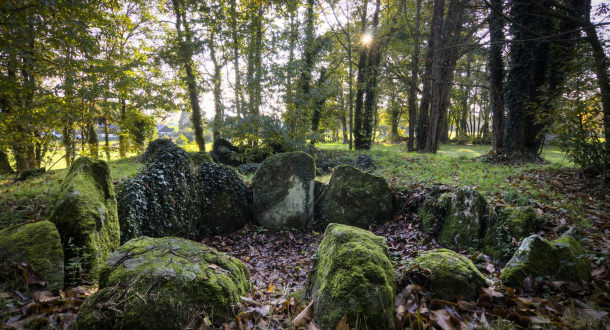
{"left": 500, "top": 234, "right": 591, "bottom": 287}
{"left": 322, "top": 165, "right": 393, "bottom": 229}
{"left": 418, "top": 187, "right": 489, "bottom": 251}
{"left": 75, "top": 237, "right": 251, "bottom": 329}
{"left": 0, "top": 221, "right": 64, "bottom": 289}
{"left": 253, "top": 152, "right": 315, "bottom": 230}
{"left": 307, "top": 223, "right": 395, "bottom": 330}
{"left": 196, "top": 162, "right": 250, "bottom": 234}
{"left": 49, "top": 157, "right": 119, "bottom": 282}
{"left": 400, "top": 248, "right": 488, "bottom": 300}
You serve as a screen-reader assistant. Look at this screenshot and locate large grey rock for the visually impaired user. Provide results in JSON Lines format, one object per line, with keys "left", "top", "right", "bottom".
{"left": 322, "top": 165, "right": 393, "bottom": 228}
{"left": 49, "top": 157, "right": 119, "bottom": 282}
{"left": 307, "top": 223, "right": 395, "bottom": 330}
{"left": 253, "top": 152, "right": 315, "bottom": 230}
{"left": 500, "top": 234, "right": 591, "bottom": 287}
{"left": 0, "top": 221, "right": 64, "bottom": 289}
{"left": 75, "top": 237, "right": 251, "bottom": 329}
{"left": 418, "top": 187, "right": 489, "bottom": 250}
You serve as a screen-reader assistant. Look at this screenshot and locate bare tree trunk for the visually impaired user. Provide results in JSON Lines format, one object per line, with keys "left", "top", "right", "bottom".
{"left": 118, "top": 97, "right": 127, "bottom": 158}
{"left": 488, "top": 0, "right": 505, "bottom": 153}
{"left": 407, "top": 0, "right": 422, "bottom": 151}
{"left": 230, "top": 0, "right": 242, "bottom": 117}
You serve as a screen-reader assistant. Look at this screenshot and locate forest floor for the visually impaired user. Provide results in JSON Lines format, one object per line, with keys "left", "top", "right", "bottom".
{"left": 1, "top": 142, "right": 609, "bottom": 329}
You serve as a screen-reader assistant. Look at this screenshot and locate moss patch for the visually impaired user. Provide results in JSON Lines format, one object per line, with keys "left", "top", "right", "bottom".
{"left": 253, "top": 152, "right": 315, "bottom": 230}
{"left": 500, "top": 234, "right": 591, "bottom": 287}
{"left": 307, "top": 223, "right": 395, "bottom": 330}
{"left": 401, "top": 249, "right": 488, "bottom": 300}
{"left": 49, "top": 157, "right": 119, "bottom": 283}
{"left": 322, "top": 165, "right": 393, "bottom": 229}
{"left": 76, "top": 237, "right": 251, "bottom": 329}
{"left": 0, "top": 221, "right": 64, "bottom": 289}
{"left": 503, "top": 206, "right": 539, "bottom": 240}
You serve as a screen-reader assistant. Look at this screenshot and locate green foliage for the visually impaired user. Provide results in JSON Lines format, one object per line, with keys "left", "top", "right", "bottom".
{"left": 552, "top": 53, "right": 608, "bottom": 179}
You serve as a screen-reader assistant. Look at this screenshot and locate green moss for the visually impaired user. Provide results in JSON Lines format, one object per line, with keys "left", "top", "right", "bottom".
{"left": 49, "top": 157, "right": 119, "bottom": 283}
{"left": 189, "top": 151, "right": 214, "bottom": 167}
{"left": 322, "top": 165, "right": 393, "bottom": 229}
{"left": 504, "top": 206, "right": 538, "bottom": 240}
{"left": 76, "top": 237, "right": 251, "bottom": 329}
{"left": 253, "top": 152, "right": 315, "bottom": 230}
{"left": 500, "top": 235, "right": 590, "bottom": 287}
{"left": 418, "top": 193, "right": 450, "bottom": 235}
{"left": 402, "top": 249, "right": 488, "bottom": 300}
{"left": 0, "top": 221, "right": 64, "bottom": 289}
{"left": 437, "top": 188, "right": 488, "bottom": 250}
{"left": 308, "top": 223, "right": 395, "bottom": 330}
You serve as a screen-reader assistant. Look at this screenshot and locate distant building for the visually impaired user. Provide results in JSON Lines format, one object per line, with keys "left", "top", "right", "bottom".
{"left": 157, "top": 125, "right": 175, "bottom": 137}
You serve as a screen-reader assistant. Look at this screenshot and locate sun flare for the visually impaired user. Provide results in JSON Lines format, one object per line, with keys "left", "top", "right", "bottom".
{"left": 361, "top": 32, "right": 373, "bottom": 45}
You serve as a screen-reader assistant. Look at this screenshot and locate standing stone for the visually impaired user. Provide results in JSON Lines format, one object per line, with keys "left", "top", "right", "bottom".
{"left": 322, "top": 165, "right": 393, "bottom": 228}
{"left": 307, "top": 223, "right": 395, "bottom": 330}
{"left": 253, "top": 152, "right": 315, "bottom": 230}
{"left": 0, "top": 221, "right": 64, "bottom": 289}
{"left": 501, "top": 234, "right": 591, "bottom": 287}
{"left": 419, "top": 187, "right": 489, "bottom": 250}
{"left": 49, "top": 157, "right": 119, "bottom": 282}
{"left": 0, "top": 150, "right": 14, "bottom": 174}
{"left": 196, "top": 163, "right": 250, "bottom": 234}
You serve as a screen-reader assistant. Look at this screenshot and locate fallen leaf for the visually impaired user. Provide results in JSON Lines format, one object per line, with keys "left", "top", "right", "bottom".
{"left": 293, "top": 300, "right": 314, "bottom": 327}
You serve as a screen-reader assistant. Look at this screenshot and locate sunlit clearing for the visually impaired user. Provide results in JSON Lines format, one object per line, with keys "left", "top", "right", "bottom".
{"left": 361, "top": 32, "right": 373, "bottom": 45}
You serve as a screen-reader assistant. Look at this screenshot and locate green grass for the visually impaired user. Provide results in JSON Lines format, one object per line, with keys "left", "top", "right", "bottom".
{"left": 0, "top": 141, "right": 576, "bottom": 230}
{"left": 0, "top": 157, "right": 142, "bottom": 229}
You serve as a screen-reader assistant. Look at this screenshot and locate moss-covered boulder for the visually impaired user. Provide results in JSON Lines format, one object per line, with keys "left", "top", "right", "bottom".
{"left": 196, "top": 163, "right": 250, "bottom": 234}
{"left": 419, "top": 187, "right": 489, "bottom": 250}
{"left": 500, "top": 234, "right": 591, "bottom": 287}
{"left": 503, "top": 206, "right": 539, "bottom": 240}
{"left": 307, "top": 223, "right": 395, "bottom": 330}
{"left": 0, "top": 221, "right": 64, "bottom": 289}
{"left": 189, "top": 151, "right": 214, "bottom": 167}
{"left": 49, "top": 157, "right": 119, "bottom": 282}
{"left": 117, "top": 140, "right": 199, "bottom": 242}
{"left": 322, "top": 165, "right": 393, "bottom": 229}
{"left": 253, "top": 152, "right": 315, "bottom": 230}
{"left": 75, "top": 237, "right": 251, "bottom": 329}
{"left": 400, "top": 249, "right": 488, "bottom": 300}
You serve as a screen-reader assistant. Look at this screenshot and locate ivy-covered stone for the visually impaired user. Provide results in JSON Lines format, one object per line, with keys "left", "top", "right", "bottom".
{"left": 253, "top": 152, "right": 315, "bottom": 230}
{"left": 75, "top": 237, "right": 251, "bottom": 329}
{"left": 196, "top": 163, "right": 250, "bottom": 234}
{"left": 322, "top": 165, "right": 393, "bottom": 229}
{"left": 419, "top": 187, "right": 489, "bottom": 250}
{"left": 117, "top": 140, "right": 198, "bottom": 242}
{"left": 49, "top": 157, "right": 119, "bottom": 282}
{"left": 210, "top": 138, "right": 244, "bottom": 166}
{"left": 482, "top": 216, "right": 514, "bottom": 262}
{"left": 237, "top": 163, "right": 261, "bottom": 175}
{"left": 352, "top": 154, "right": 376, "bottom": 171}
{"left": 400, "top": 249, "right": 488, "bottom": 300}
{"left": 500, "top": 234, "right": 591, "bottom": 287}
{"left": 307, "top": 223, "right": 395, "bottom": 330}
{"left": 0, "top": 221, "right": 64, "bottom": 289}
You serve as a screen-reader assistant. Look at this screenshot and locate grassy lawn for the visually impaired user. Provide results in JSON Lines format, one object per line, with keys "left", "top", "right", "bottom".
{"left": 1, "top": 141, "right": 578, "bottom": 230}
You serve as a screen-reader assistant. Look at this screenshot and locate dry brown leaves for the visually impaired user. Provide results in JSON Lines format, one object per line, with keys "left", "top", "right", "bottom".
{"left": 1, "top": 263, "right": 95, "bottom": 330}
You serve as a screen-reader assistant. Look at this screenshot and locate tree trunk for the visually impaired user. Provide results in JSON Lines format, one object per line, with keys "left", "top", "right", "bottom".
{"left": 424, "top": 0, "right": 466, "bottom": 153}
{"left": 103, "top": 116, "right": 110, "bottom": 160}
{"left": 118, "top": 98, "right": 127, "bottom": 158}
{"left": 209, "top": 29, "right": 224, "bottom": 141}
{"left": 361, "top": 0, "right": 382, "bottom": 150}
{"left": 354, "top": 0, "right": 370, "bottom": 150}
{"left": 488, "top": 0, "right": 505, "bottom": 153}
{"left": 407, "top": 0, "right": 422, "bottom": 151}
{"left": 0, "top": 150, "right": 14, "bottom": 174}
{"left": 503, "top": 0, "right": 553, "bottom": 159}
{"left": 415, "top": 12, "right": 436, "bottom": 151}
{"left": 172, "top": 0, "right": 206, "bottom": 152}
{"left": 230, "top": 0, "right": 242, "bottom": 117}
{"left": 87, "top": 121, "right": 99, "bottom": 159}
